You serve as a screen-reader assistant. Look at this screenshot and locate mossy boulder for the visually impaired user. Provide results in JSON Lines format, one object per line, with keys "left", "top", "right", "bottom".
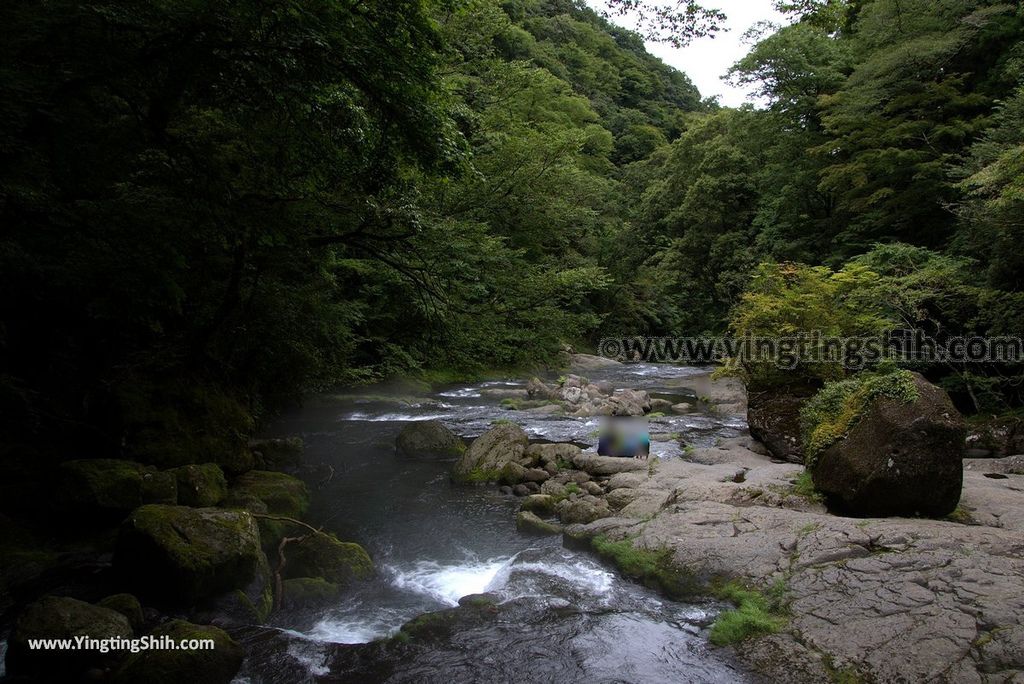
{"left": 115, "top": 505, "right": 266, "bottom": 606}
{"left": 57, "top": 459, "right": 177, "bottom": 517}
{"left": 396, "top": 421, "right": 464, "bottom": 460}
{"left": 452, "top": 423, "right": 528, "bottom": 484}
{"left": 520, "top": 494, "right": 556, "bottom": 514}
{"left": 224, "top": 471, "right": 309, "bottom": 518}
{"left": 804, "top": 371, "right": 966, "bottom": 517}
{"left": 172, "top": 463, "right": 228, "bottom": 507}
{"left": 111, "top": 620, "right": 243, "bottom": 684}
{"left": 98, "top": 593, "right": 145, "bottom": 631}
{"left": 6, "top": 596, "right": 133, "bottom": 680}
{"left": 283, "top": 532, "right": 373, "bottom": 586}
{"left": 249, "top": 437, "right": 304, "bottom": 470}
{"left": 515, "top": 510, "right": 562, "bottom": 536}
{"left": 280, "top": 577, "right": 343, "bottom": 609}
{"left": 223, "top": 470, "right": 310, "bottom": 547}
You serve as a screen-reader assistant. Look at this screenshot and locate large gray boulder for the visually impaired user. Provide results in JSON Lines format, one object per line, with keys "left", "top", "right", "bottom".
{"left": 809, "top": 373, "right": 966, "bottom": 517}
{"left": 452, "top": 424, "right": 529, "bottom": 483}
{"left": 396, "top": 420, "right": 464, "bottom": 459}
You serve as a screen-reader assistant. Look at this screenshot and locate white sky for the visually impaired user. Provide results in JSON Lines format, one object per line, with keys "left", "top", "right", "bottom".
{"left": 585, "top": 0, "right": 790, "bottom": 107}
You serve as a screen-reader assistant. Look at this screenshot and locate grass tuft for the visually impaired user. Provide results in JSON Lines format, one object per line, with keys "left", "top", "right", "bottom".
{"left": 709, "top": 580, "right": 788, "bottom": 646}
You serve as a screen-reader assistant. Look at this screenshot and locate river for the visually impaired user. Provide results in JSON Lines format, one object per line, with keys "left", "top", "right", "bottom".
{"left": 232, "top": 364, "right": 753, "bottom": 683}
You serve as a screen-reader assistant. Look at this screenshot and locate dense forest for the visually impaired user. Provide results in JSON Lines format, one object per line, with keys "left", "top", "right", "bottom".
{"left": 2, "top": 0, "right": 1023, "bottom": 467}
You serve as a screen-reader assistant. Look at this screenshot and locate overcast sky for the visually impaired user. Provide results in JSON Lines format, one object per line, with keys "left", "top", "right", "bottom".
{"left": 585, "top": 0, "right": 790, "bottom": 107}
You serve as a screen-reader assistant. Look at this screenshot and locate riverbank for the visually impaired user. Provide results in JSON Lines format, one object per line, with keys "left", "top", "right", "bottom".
{"left": 505, "top": 370, "right": 1024, "bottom": 683}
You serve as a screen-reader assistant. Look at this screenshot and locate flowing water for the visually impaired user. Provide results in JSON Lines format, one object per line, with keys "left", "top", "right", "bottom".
{"left": 233, "top": 364, "right": 752, "bottom": 683}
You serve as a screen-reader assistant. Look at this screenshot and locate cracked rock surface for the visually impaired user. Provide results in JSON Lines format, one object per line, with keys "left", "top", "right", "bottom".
{"left": 567, "top": 435, "right": 1024, "bottom": 683}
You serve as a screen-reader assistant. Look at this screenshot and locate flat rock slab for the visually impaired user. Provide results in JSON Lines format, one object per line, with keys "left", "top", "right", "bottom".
{"left": 567, "top": 441, "right": 1024, "bottom": 683}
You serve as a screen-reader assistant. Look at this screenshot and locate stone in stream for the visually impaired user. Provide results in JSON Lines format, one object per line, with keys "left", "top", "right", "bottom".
{"left": 452, "top": 423, "right": 529, "bottom": 483}
{"left": 555, "top": 496, "right": 612, "bottom": 524}
{"left": 6, "top": 596, "right": 133, "bottom": 681}
{"left": 808, "top": 373, "right": 966, "bottom": 517}
{"left": 568, "top": 353, "right": 622, "bottom": 371}
{"left": 516, "top": 510, "right": 562, "bottom": 536}
{"left": 282, "top": 532, "right": 374, "bottom": 586}
{"left": 520, "top": 494, "right": 556, "bottom": 514}
{"left": 395, "top": 420, "right": 464, "bottom": 459}
{"left": 524, "top": 442, "right": 582, "bottom": 468}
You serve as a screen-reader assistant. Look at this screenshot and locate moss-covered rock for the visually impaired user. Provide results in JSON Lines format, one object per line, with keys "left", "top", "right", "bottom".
{"left": 98, "top": 593, "right": 145, "bottom": 631}
{"left": 804, "top": 371, "right": 965, "bottom": 517}
{"left": 283, "top": 532, "right": 373, "bottom": 586}
{"left": 115, "top": 505, "right": 265, "bottom": 606}
{"left": 452, "top": 423, "right": 528, "bottom": 484}
{"left": 520, "top": 494, "right": 556, "bottom": 514}
{"left": 111, "top": 619, "right": 243, "bottom": 684}
{"left": 280, "top": 577, "right": 343, "bottom": 609}
{"left": 515, "top": 510, "right": 562, "bottom": 536}
{"left": 172, "top": 463, "right": 228, "bottom": 507}
{"left": 6, "top": 596, "right": 133, "bottom": 680}
{"left": 224, "top": 471, "right": 309, "bottom": 518}
{"left": 57, "top": 459, "right": 178, "bottom": 517}
{"left": 223, "top": 470, "right": 310, "bottom": 547}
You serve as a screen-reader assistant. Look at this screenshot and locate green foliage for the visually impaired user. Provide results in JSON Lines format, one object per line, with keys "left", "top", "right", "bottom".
{"left": 728, "top": 261, "right": 895, "bottom": 387}
{"left": 800, "top": 369, "right": 920, "bottom": 466}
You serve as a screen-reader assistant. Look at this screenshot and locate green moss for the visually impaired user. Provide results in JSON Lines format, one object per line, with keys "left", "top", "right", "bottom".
{"left": 946, "top": 504, "right": 974, "bottom": 525}
{"left": 564, "top": 482, "right": 581, "bottom": 495}
{"left": 800, "top": 369, "right": 920, "bottom": 467}
{"left": 591, "top": 535, "right": 697, "bottom": 598}
{"left": 709, "top": 580, "right": 788, "bottom": 646}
